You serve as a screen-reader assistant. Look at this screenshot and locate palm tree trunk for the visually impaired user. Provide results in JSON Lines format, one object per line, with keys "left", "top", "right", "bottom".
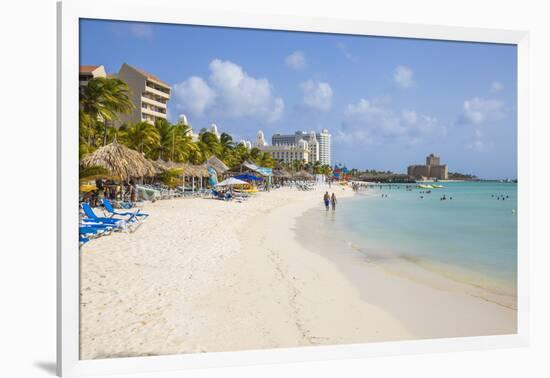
{"left": 172, "top": 131, "right": 175, "bottom": 161}
{"left": 103, "top": 121, "right": 108, "bottom": 146}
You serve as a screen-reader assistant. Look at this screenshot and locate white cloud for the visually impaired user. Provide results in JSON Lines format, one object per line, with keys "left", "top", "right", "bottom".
{"left": 338, "top": 98, "right": 442, "bottom": 145}
{"left": 336, "top": 42, "right": 359, "bottom": 63}
{"left": 458, "top": 97, "right": 505, "bottom": 125}
{"left": 284, "top": 51, "right": 306, "bottom": 70}
{"left": 128, "top": 23, "right": 153, "bottom": 39}
{"left": 173, "top": 59, "right": 284, "bottom": 122}
{"left": 401, "top": 109, "right": 418, "bottom": 125}
{"left": 173, "top": 76, "right": 216, "bottom": 116}
{"left": 393, "top": 65, "right": 414, "bottom": 88}
{"left": 466, "top": 129, "right": 493, "bottom": 152}
{"left": 300, "top": 80, "right": 333, "bottom": 111}
{"left": 490, "top": 81, "right": 504, "bottom": 93}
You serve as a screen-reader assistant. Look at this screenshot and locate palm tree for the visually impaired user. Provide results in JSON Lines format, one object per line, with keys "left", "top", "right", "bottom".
{"left": 171, "top": 121, "right": 197, "bottom": 162}
{"left": 225, "top": 143, "right": 249, "bottom": 169}
{"left": 219, "top": 132, "right": 235, "bottom": 161}
{"left": 249, "top": 147, "right": 261, "bottom": 162}
{"left": 154, "top": 118, "right": 172, "bottom": 160}
{"left": 197, "top": 131, "right": 221, "bottom": 160}
{"left": 79, "top": 77, "right": 134, "bottom": 146}
{"left": 320, "top": 164, "right": 332, "bottom": 177}
{"left": 123, "top": 121, "right": 161, "bottom": 156}
{"left": 312, "top": 161, "right": 322, "bottom": 174}
{"left": 256, "top": 152, "right": 275, "bottom": 168}
{"left": 105, "top": 124, "right": 128, "bottom": 145}
{"left": 291, "top": 159, "right": 305, "bottom": 172}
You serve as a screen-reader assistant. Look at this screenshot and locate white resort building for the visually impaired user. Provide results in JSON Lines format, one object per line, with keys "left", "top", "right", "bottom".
{"left": 204, "top": 123, "right": 220, "bottom": 139}
{"left": 271, "top": 129, "right": 331, "bottom": 166}
{"left": 254, "top": 130, "right": 311, "bottom": 164}
{"left": 263, "top": 129, "right": 331, "bottom": 165}
{"left": 178, "top": 114, "right": 200, "bottom": 142}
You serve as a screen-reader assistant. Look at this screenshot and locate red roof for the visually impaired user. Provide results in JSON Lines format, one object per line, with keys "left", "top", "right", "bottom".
{"left": 79, "top": 65, "right": 101, "bottom": 73}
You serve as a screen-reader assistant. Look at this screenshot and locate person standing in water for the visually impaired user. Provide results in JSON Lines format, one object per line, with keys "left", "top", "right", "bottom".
{"left": 331, "top": 192, "right": 337, "bottom": 211}
{"left": 323, "top": 191, "right": 330, "bottom": 211}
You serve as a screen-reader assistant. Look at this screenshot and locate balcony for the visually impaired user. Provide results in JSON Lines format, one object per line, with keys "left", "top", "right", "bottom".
{"left": 142, "top": 107, "right": 167, "bottom": 120}
{"left": 141, "top": 95, "right": 168, "bottom": 109}
{"left": 145, "top": 84, "right": 170, "bottom": 99}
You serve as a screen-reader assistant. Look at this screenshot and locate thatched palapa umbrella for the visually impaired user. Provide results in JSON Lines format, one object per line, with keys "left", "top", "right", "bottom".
{"left": 206, "top": 155, "right": 229, "bottom": 175}
{"left": 181, "top": 163, "right": 210, "bottom": 191}
{"left": 150, "top": 158, "right": 182, "bottom": 174}
{"left": 294, "top": 170, "right": 314, "bottom": 180}
{"left": 80, "top": 141, "right": 156, "bottom": 181}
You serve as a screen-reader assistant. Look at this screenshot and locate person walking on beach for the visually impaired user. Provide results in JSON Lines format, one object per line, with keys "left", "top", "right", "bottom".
{"left": 323, "top": 191, "right": 330, "bottom": 211}
{"left": 331, "top": 192, "right": 337, "bottom": 211}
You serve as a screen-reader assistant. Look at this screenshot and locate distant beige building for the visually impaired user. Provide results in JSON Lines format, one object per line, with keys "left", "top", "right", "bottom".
{"left": 408, "top": 153, "right": 448, "bottom": 180}
{"left": 79, "top": 65, "right": 108, "bottom": 122}
{"left": 79, "top": 65, "right": 106, "bottom": 87}
{"left": 426, "top": 153, "right": 440, "bottom": 166}
{"left": 115, "top": 63, "right": 171, "bottom": 125}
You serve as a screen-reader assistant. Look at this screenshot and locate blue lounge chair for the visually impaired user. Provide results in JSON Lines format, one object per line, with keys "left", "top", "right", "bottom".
{"left": 102, "top": 199, "right": 148, "bottom": 219}
{"left": 81, "top": 203, "right": 134, "bottom": 224}
{"left": 79, "top": 226, "right": 108, "bottom": 237}
{"left": 80, "top": 221, "right": 115, "bottom": 230}
{"left": 79, "top": 235, "right": 90, "bottom": 245}
{"left": 211, "top": 189, "right": 223, "bottom": 200}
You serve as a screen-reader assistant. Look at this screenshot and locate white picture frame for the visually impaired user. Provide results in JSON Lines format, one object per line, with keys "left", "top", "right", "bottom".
{"left": 57, "top": 1, "right": 530, "bottom": 376}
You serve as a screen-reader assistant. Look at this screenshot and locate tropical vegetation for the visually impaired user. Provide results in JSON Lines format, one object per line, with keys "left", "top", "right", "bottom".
{"left": 79, "top": 77, "right": 333, "bottom": 175}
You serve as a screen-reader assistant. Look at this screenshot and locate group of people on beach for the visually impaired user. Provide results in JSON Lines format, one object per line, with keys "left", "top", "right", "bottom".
{"left": 492, "top": 194, "right": 510, "bottom": 201}
{"left": 82, "top": 180, "right": 138, "bottom": 207}
{"left": 323, "top": 191, "right": 338, "bottom": 211}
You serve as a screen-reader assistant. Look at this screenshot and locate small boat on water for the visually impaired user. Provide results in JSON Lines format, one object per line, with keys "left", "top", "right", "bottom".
{"left": 432, "top": 184, "right": 444, "bottom": 188}
{"left": 417, "top": 184, "right": 433, "bottom": 189}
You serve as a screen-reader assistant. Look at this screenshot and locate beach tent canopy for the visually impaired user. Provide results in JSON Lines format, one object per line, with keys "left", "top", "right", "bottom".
{"left": 80, "top": 141, "right": 156, "bottom": 180}
{"left": 234, "top": 174, "right": 263, "bottom": 181}
{"left": 206, "top": 155, "right": 229, "bottom": 174}
{"left": 215, "top": 177, "right": 248, "bottom": 187}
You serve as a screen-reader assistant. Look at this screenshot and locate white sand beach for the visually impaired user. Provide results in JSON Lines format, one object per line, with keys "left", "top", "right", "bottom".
{"left": 80, "top": 186, "right": 516, "bottom": 359}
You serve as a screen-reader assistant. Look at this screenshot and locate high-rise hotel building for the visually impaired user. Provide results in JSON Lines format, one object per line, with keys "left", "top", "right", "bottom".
{"left": 255, "top": 131, "right": 310, "bottom": 163}
{"left": 115, "top": 63, "right": 171, "bottom": 125}
{"left": 270, "top": 129, "right": 331, "bottom": 166}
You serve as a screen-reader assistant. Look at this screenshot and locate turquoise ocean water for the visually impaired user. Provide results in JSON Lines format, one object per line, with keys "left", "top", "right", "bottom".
{"left": 325, "top": 182, "right": 518, "bottom": 302}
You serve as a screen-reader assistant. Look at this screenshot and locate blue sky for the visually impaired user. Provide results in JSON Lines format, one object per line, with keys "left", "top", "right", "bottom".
{"left": 80, "top": 19, "right": 517, "bottom": 179}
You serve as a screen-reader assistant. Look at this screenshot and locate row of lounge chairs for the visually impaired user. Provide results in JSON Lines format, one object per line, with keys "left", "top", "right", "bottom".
{"left": 138, "top": 184, "right": 214, "bottom": 200}
{"left": 292, "top": 181, "right": 316, "bottom": 191}
{"left": 79, "top": 199, "right": 149, "bottom": 246}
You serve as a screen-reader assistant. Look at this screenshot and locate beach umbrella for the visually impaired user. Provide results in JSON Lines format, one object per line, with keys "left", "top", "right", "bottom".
{"left": 234, "top": 174, "right": 263, "bottom": 181}
{"left": 80, "top": 141, "right": 156, "bottom": 181}
{"left": 214, "top": 177, "right": 248, "bottom": 187}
